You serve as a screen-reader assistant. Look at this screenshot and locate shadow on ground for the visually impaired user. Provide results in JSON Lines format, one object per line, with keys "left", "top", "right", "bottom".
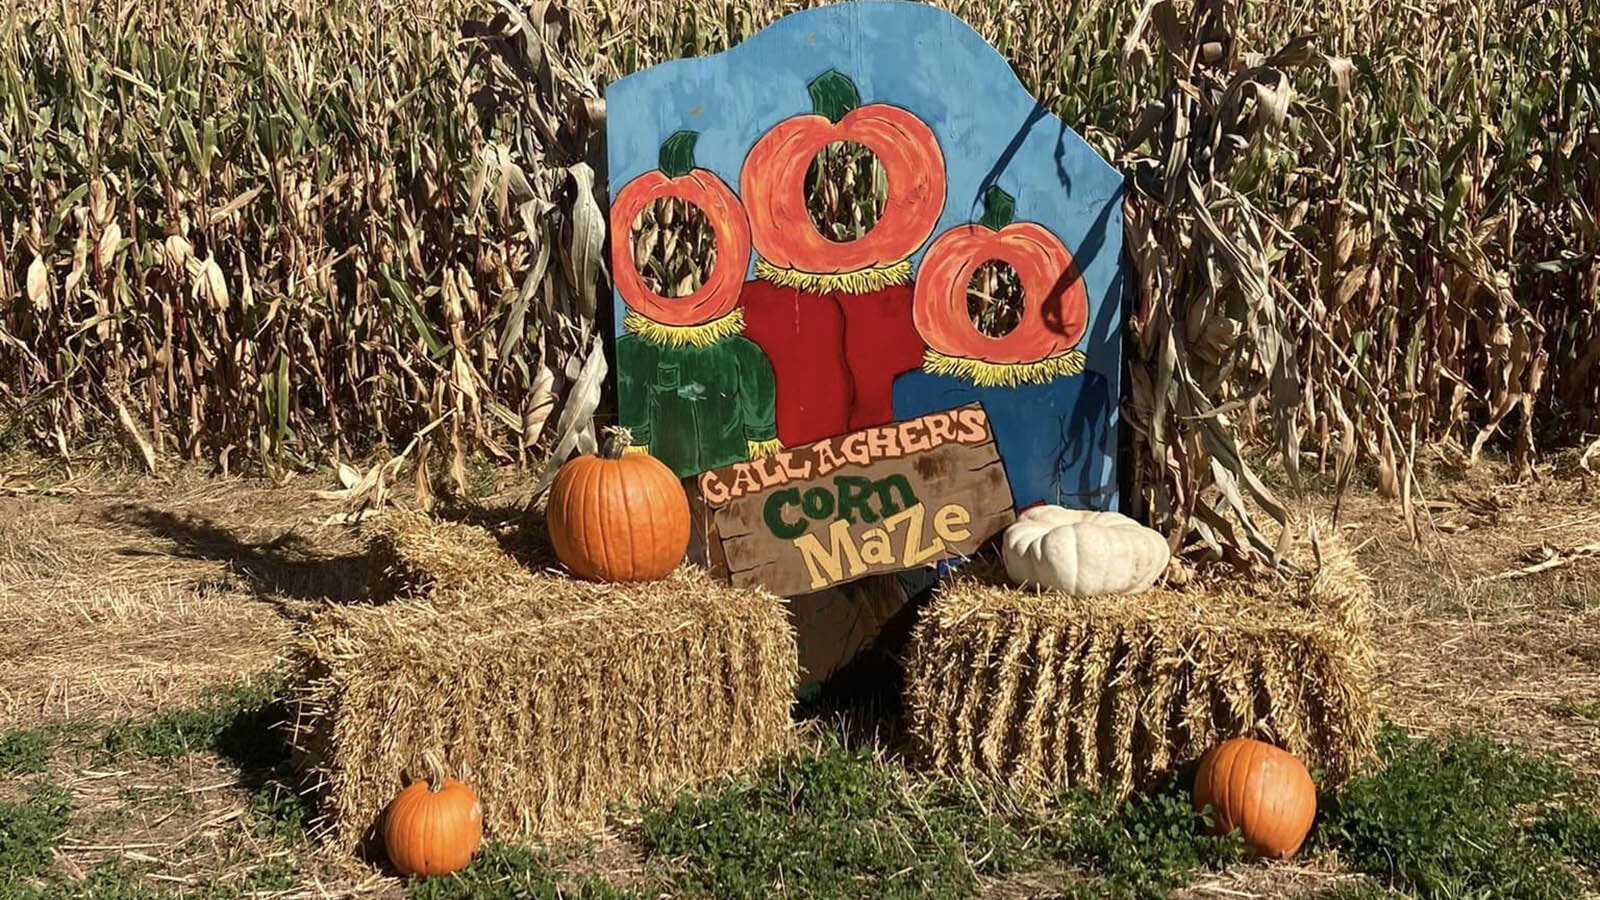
{"left": 796, "top": 591, "right": 929, "bottom": 758}
{"left": 101, "top": 504, "right": 369, "bottom": 605}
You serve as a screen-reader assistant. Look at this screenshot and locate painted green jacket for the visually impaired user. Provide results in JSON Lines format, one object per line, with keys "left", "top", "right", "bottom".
{"left": 617, "top": 332, "right": 779, "bottom": 477}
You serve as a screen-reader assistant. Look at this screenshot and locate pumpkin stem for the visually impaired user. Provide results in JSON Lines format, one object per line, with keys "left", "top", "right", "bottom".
{"left": 421, "top": 750, "right": 448, "bottom": 793}
{"left": 807, "top": 70, "right": 861, "bottom": 124}
{"left": 658, "top": 130, "right": 699, "bottom": 179}
{"left": 601, "top": 426, "right": 635, "bottom": 459}
{"left": 978, "top": 185, "right": 1016, "bottom": 232}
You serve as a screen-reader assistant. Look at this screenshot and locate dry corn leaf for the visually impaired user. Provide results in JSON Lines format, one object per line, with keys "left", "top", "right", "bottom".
{"left": 534, "top": 333, "right": 606, "bottom": 497}
{"left": 208, "top": 186, "right": 263, "bottom": 224}
{"left": 96, "top": 222, "right": 122, "bottom": 270}
{"left": 65, "top": 231, "right": 89, "bottom": 298}
{"left": 26, "top": 257, "right": 50, "bottom": 312}
{"left": 566, "top": 162, "right": 604, "bottom": 319}
{"left": 112, "top": 394, "right": 157, "bottom": 473}
{"left": 522, "top": 365, "right": 557, "bottom": 449}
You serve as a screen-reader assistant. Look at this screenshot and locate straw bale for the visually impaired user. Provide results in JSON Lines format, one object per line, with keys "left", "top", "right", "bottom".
{"left": 289, "top": 514, "right": 798, "bottom": 854}
{"left": 363, "top": 511, "right": 549, "bottom": 604}
{"left": 904, "top": 520, "right": 1377, "bottom": 797}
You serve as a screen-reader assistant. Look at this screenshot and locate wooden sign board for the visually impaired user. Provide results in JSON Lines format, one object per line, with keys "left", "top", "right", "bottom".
{"left": 606, "top": 0, "right": 1128, "bottom": 512}
{"left": 690, "top": 404, "right": 1015, "bottom": 596}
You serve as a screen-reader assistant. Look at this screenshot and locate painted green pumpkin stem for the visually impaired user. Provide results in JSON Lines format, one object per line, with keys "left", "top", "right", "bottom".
{"left": 658, "top": 131, "right": 699, "bottom": 178}
{"left": 979, "top": 185, "right": 1016, "bottom": 232}
{"left": 808, "top": 70, "right": 861, "bottom": 124}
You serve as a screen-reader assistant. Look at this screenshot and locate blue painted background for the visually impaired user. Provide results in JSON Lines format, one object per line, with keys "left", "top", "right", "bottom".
{"left": 607, "top": 0, "right": 1126, "bottom": 511}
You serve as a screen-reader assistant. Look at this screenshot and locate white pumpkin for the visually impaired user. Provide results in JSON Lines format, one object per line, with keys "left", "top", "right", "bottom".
{"left": 1002, "top": 506, "right": 1171, "bottom": 597}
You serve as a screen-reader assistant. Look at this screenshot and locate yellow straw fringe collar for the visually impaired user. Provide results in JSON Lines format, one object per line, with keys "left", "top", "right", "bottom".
{"left": 923, "top": 349, "right": 1087, "bottom": 388}
{"left": 625, "top": 309, "right": 745, "bottom": 348}
{"left": 755, "top": 258, "right": 912, "bottom": 294}
{"left": 746, "top": 438, "right": 783, "bottom": 460}
{"left": 625, "top": 439, "right": 781, "bottom": 462}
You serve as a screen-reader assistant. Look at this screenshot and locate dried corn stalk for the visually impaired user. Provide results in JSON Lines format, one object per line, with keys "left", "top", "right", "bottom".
{"left": 1, "top": 0, "right": 1594, "bottom": 568}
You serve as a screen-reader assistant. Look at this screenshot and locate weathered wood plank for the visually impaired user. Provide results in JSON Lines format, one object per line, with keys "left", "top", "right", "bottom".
{"left": 690, "top": 404, "right": 1016, "bottom": 596}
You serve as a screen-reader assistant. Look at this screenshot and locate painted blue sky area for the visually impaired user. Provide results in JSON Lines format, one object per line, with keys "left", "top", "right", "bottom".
{"left": 605, "top": 0, "right": 1127, "bottom": 369}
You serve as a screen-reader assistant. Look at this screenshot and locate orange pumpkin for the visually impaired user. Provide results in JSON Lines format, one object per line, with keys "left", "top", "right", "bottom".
{"left": 382, "top": 752, "right": 483, "bottom": 878}
{"left": 545, "top": 428, "right": 690, "bottom": 582}
{"left": 912, "top": 185, "right": 1088, "bottom": 364}
{"left": 741, "top": 69, "right": 944, "bottom": 277}
{"left": 611, "top": 130, "right": 751, "bottom": 327}
{"left": 1192, "top": 738, "right": 1317, "bottom": 859}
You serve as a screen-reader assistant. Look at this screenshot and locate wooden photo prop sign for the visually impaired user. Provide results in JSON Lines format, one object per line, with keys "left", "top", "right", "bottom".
{"left": 691, "top": 404, "right": 1015, "bottom": 596}
{"left": 606, "top": 1, "right": 1128, "bottom": 512}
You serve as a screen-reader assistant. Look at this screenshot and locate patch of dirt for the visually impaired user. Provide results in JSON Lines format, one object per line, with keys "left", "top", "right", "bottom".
{"left": 980, "top": 856, "right": 1368, "bottom": 899}
{"left": 0, "top": 461, "right": 368, "bottom": 728}
{"left": 1175, "top": 855, "right": 1373, "bottom": 899}
{"left": 546, "top": 831, "right": 657, "bottom": 892}
{"left": 979, "top": 863, "right": 1091, "bottom": 898}
{"left": 43, "top": 748, "right": 399, "bottom": 898}
{"left": 1335, "top": 460, "right": 1600, "bottom": 773}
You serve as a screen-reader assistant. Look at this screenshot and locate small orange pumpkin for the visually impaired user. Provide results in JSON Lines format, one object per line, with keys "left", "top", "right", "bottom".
{"left": 1192, "top": 737, "right": 1317, "bottom": 859}
{"left": 912, "top": 185, "right": 1088, "bottom": 365}
{"left": 545, "top": 428, "right": 691, "bottom": 582}
{"left": 382, "top": 752, "right": 483, "bottom": 878}
{"left": 611, "top": 130, "right": 752, "bottom": 327}
{"left": 741, "top": 69, "right": 945, "bottom": 277}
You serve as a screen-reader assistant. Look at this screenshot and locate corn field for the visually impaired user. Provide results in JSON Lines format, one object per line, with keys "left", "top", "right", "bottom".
{"left": 1, "top": 0, "right": 1596, "bottom": 562}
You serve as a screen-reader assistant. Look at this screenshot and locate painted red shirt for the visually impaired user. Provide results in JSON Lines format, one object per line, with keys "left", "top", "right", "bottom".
{"left": 740, "top": 281, "right": 925, "bottom": 447}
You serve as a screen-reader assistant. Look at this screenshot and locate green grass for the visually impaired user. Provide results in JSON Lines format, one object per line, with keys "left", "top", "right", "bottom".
{"left": 2, "top": 860, "right": 300, "bottom": 899}
{"left": 235, "top": 860, "right": 301, "bottom": 894}
{"left": 440, "top": 726, "right": 1599, "bottom": 900}
{"left": 1317, "top": 725, "right": 1600, "bottom": 899}
{"left": 98, "top": 676, "right": 287, "bottom": 768}
{"left": 1032, "top": 776, "right": 1245, "bottom": 899}
{"left": 0, "top": 732, "right": 50, "bottom": 779}
{"left": 637, "top": 742, "right": 1035, "bottom": 898}
{"left": 381, "top": 742, "right": 1248, "bottom": 899}
{"left": 2, "top": 863, "right": 170, "bottom": 900}
{"left": 2, "top": 860, "right": 309, "bottom": 900}
{"left": 113, "top": 785, "right": 200, "bottom": 816}
{"left": 0, "top": 783, "right": 70, "bottom": 885}
{"left": 0, "top": 677, "right": 312, "bottom": 898}
{"left": 247, "top": 780, "right": 314, "bottom": 844}
{"left": 407, "top": 844, "right": 637, "bottom": 899}
{"left": 11, "top": 695, "right": 1600, "bottom": 900}
{"left": 635, "top": 740, "right": 1241, "bottom": 900}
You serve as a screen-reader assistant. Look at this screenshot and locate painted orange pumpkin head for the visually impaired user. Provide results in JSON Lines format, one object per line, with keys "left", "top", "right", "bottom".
{"left": 742, "top": 70, "right": 945, "bottom": 278}
{"left": 545, "top": 428, "right": 691, "bottom": 583}
{"left": 1192, "top": 737, "right": 1318, "bottom": 859}
{"left": 611, "top": 131, "right": 751, "bottom": 327}
{"left": 913, "top": 186, "right": 1088, "bottom": 367}
{"left": 382, "top": 753, "right": 483, "bottom": 878}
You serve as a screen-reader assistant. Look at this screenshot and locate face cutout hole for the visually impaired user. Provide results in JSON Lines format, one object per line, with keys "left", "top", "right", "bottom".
{"left": 966, "top": 260, "right": 1025, "bottom": 338}
{"left": 804, "top": 141, "right": 888, "bottom": 244}
{"left": 629, "top": 196, "right": 717, "bottom": 298}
